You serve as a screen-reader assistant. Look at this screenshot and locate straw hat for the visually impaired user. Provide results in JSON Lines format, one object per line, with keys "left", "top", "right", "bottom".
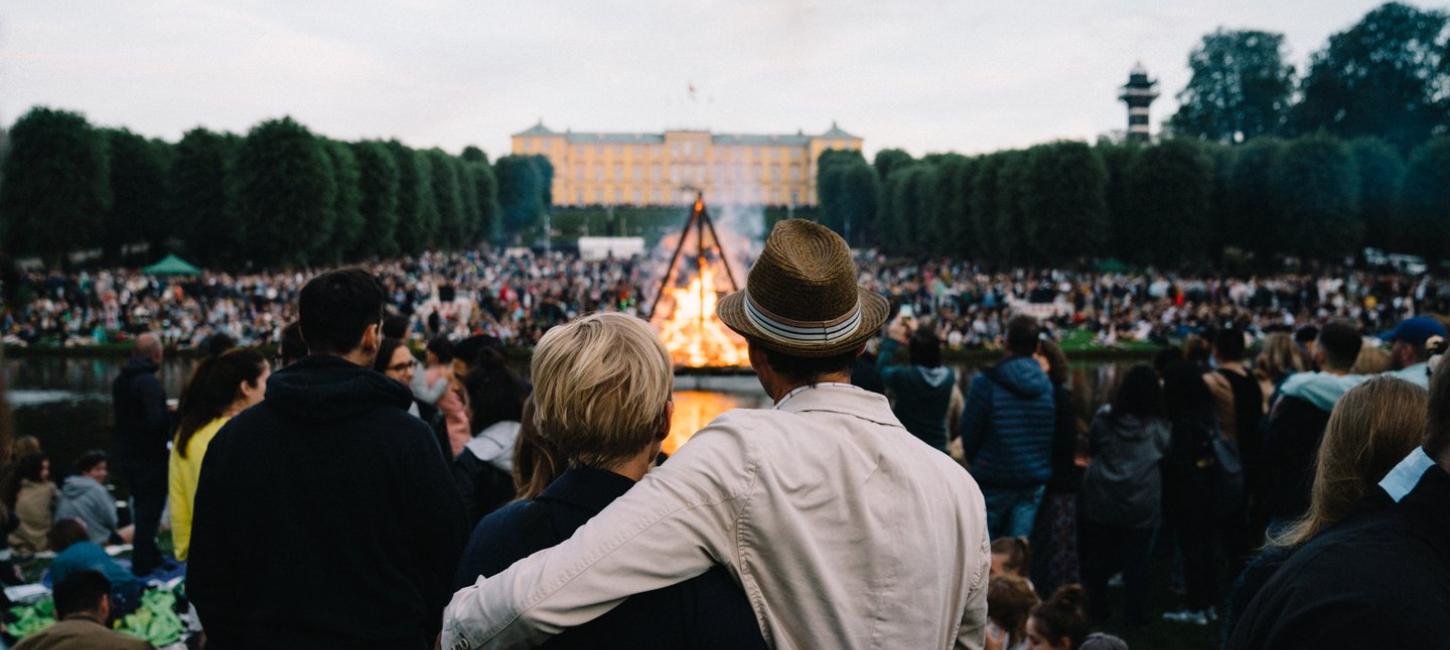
{"left": 717, "top": 219, "right": 889, "bottom": 358}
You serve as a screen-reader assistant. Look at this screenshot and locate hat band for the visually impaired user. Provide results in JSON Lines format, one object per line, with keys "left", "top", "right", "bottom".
{"left": 744, "top": 289, "right": 863, "bottom": 347}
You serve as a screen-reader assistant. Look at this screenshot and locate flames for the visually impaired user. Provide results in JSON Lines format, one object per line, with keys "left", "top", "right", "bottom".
{"left": 654, "top": 262, "right": 749, "bottom": 368}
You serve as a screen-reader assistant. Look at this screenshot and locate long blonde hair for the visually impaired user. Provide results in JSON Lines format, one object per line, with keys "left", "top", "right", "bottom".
{"left": 1272, "top": 376, "right": 1426, "bottom": 547}
{"left": 1257, "top": 332, "right": 1306, "bottom": 383}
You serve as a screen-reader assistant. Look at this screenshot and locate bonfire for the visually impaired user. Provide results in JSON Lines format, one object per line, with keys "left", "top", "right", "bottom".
{"left": 648, "top": 195, "right": 750, "bottom": 368}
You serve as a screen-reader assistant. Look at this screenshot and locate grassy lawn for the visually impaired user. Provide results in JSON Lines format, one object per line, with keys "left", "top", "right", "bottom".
{"left": 1088, "top": 545, "right": 1225, "bottom": 650}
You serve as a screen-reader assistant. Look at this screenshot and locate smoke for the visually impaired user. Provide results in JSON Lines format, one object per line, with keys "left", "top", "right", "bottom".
{"left": 643, "top": 173, "right": 771, "bottom": 317}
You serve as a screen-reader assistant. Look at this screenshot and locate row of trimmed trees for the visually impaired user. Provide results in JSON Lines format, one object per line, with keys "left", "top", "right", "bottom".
{"left": 819, "top": 135, "right": 1450, "bottom": 269}
{"left": 0, "top": 108, "right": 554, "bottom": 269}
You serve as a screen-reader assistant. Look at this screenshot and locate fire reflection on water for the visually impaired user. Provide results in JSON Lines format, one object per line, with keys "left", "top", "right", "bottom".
{"left": 664, "top": 389, "right": 769, "bottom": 455}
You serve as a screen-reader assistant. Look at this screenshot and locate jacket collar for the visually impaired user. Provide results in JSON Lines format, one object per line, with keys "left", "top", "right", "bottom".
{"left": 538, "top": 467, "right": 636, "bottom": 515}
{"left": 774, "top": 382, "right": 905, "bottom": 429}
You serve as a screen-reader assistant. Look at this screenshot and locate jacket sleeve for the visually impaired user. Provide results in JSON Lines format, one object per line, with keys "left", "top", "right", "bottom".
{"left": 876, "top": 338, "right": 906, "bottom": 385}
{"left": 960, "top": 375, "right": 992, "bottom": 459}
{"left": 440, "top": 425, "right": 754, "bottom": 650}
{"left": 954, "top": 529, "right": 991, "bottom": 650}
{"left": 91, "top": 483, "right": 118, "bottom": 535}
{"left": 136, "top": 374, "right": 170, "bottom": 446}
{"left": 167, "top": 449, "right": 192, "bottom": 560}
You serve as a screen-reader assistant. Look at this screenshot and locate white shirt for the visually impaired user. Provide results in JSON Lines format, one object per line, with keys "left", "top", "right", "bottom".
{"left": 442, "top": 382, "right": 991, "bottom": 649}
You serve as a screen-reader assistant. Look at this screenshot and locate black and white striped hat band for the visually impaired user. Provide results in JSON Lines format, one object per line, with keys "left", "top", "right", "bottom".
{"left": 743, "top": 289, "right": 863, "bottom": 347}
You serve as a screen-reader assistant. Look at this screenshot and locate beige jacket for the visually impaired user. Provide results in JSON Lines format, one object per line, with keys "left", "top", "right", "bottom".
{"left": 443, "top": 383, "right": 990, "bottom": 649}
{"left": 8, "top": 480, "right": 57, "bottom": 554}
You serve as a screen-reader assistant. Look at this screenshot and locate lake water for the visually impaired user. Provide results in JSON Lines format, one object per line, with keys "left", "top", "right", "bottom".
{"left": 2, "top": 356, "right": 1131, "bottom": 486}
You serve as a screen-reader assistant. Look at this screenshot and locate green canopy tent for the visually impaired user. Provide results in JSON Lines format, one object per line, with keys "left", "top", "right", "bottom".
{"left": 142, "top": 254, "right": 202, "bottom": 277}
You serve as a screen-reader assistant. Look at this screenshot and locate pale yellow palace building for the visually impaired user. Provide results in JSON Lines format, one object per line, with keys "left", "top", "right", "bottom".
{"left": 510, "top": 121, "right": 863, "bottom": 208}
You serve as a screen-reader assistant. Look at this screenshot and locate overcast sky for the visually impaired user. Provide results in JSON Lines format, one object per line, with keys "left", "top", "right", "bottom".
{"left": 0, "top": 0, "right": 1404, "bottom": 158}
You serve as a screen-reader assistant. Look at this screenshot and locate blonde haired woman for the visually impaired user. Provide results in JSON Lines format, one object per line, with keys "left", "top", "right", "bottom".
{"left": 449, "top": 312, "right": 766, "bottom": 648}
{"left": 1225, "top": 376, "right": 1426, "bottom": 639}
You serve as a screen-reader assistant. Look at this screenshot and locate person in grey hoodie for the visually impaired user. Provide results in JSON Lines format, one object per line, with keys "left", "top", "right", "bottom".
{"left": 54, "top": 451, "right": 128, "bottom": 546}
{"left": 1080, "top": 365, "right": 1170, "bottom": 625}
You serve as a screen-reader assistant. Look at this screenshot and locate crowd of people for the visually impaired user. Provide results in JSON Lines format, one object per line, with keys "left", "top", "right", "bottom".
{"left": 4, "top": 247, "right": 1448, "bottom": 354}
{"left": 0, "top": 220, "right": 1448, "bottom": 648}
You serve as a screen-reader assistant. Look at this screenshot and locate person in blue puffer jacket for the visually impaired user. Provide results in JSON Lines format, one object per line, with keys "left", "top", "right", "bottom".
{"left": 961, "top": 315, "right": 1056, "bottom": 539}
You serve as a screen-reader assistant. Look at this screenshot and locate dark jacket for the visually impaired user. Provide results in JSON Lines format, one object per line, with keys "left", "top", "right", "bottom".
{"left": 1081, "top": 406, "right": 1171, "bottom": 528}
{"left": 188, "top": 356, "right": 468, "bottom": 650}
{"left": 960, "top": 356, "right": 1056, "bottom": 487}
{"left": 877, "top": 338, "right": 956, "bottom": 451}
{"left": 453, "top": 467, "right": 767, "bottom": 650}
{"left": 1228, "top": 465, "right": 1450, "bottom": 649}
{"left": 1046, "top": 383, "right": 1083, "bottom": 494}
{"left": 452, "top": 422, "right": 519, "bottom": 525}
{"left": 112, "top": 357, "right": 168, "bottom": 463}
{"left": 1261, "top": 395, "right": 1332, "bottom": 522}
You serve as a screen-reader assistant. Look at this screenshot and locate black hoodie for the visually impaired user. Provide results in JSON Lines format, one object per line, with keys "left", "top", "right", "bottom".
{"left": 112, "top": 357, "right": 169, "bottom": 462}
{"left": 188, "top": 355, "right": 467, "bottom": 650}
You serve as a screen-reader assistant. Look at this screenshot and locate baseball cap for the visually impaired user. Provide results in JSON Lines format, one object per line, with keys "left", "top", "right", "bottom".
{"left": 1379, "top": 316, "right": 1448, "bottom": 347}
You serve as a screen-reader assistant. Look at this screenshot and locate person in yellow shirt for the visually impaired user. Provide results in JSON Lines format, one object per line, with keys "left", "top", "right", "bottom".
{"left": 169, "top": 348, "right": 269, "bottom": 561}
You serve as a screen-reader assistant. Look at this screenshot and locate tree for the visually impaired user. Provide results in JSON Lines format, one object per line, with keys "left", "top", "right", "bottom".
{"left": 456, "top": 157, "right": 481, "bottom": 246}
{"left": 841, "top": 163, "right": 881, "bottom": 247}
{"left": 324, "top": 140, "right": 363, "bottom": 263}
{"left": 1348, "top": 138, "right": 1406, "bottom": 253}
{"left": 234, "top": 117, "right": 337, "bottom": 267}
{"left": 102, "top": 128, "right": 172, "bottom": 262}
{"left": 461, "top": 145, "right": 488, "bottom": 164}
{"left": 993, "top": 151, "right": 1029, "bottom": 266}
{"left": 387, "top": 141, "right": 436, "bottom": 256}
{"left": 1169, "top": 29, "right": 1296, "bottom": 143}
{"left": 1122, "top": 140, "right": 1213, "bottom": 267}
{"left": 1289, "top": 2, "right": 1450, "bottom": 151}
{"left": 1400, "top": 137, "right": 1450, "bottom": 262}
{"left": 970, "top": 154, "right": 1004, "bottom": 265}
{"left": 947, "top": 157, "right": 978, "bottom": 258}
{"left": 171, "top": 128, "right": 240, "bottom": 267}
{"left": 1228, "top": 138, "right": 1288, "bottom": 263}
{"left": 1097, "top": 141, "right": 1140, "bottom": 262}
{"left": 467, "top": 161, "right": 500, "bottom": 243}
{"left": 816, "top": 149, "right": 870, "bottom": 241}
{"left": 426, "top": 149, "right": 465, "bottom": 249}
{"left": 530, "top": 155, "right": 554, "bottom": 208}
{"left": 927, "top": 153, "right": 970, "bottom": 256}
{"left": 495, "top": 155, "right": 546, "bottom": 239}
{"left": 0, "top": 107, "right": 110, "bottom": 266}
{"left": 1020, "top": 141, "right": 1108, "bottom": 265}
{"left": 1273, "top": 135, "right": 1361, "bottom": 261}
{"left": 350, "top": 141, "right": 400, "bottom": 259}
{"left": 872, "top": 149, "right": 914, "bottom": 184}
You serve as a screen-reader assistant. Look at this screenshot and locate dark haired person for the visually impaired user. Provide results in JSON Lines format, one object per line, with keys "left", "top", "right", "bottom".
{"left": 13, "top": 570, "right": 154, "bottom": 650}
{"left": 4, "top": 453, "right": 56, "bottom": 554}
{"left": 167, "top": 348, "right": 268, "bottom": 561}
{"left": 443, "top": 221, "right": 989, "bottom": 649}
{"left": 1228, "top": 364, "right": 1450, "bottom": 649}
{"left": 54, "top": 451, "right": 129, "bottom": 546}
{"left": 1025, "top": 585, "right": 1090, "bottom": 650}
{"left": 1382, "top": 315, "right": 1447, "bottom": 389}
{"left": 1159, "top": 360, "right": 1224, "bottom": 625}
{"left": 451, "top": 354, "right": 527, "bottom": 524}
{"left": 188, "top": 268, "right": 467, "bottom": 649}
{"left": 453, "top": 313, "right": 765, "bottom": 648}
{"left": 1080, "top": 365, "right": 1170, "bottom": 625}
{"left": 1262, "top": 320, "right": 1364, "bottom": 534}
{"left": 961, "top": 314, "right": 1056, "bottom": 539}
{"left": 414, "top": 337, "right": 470, "bottom": 457}
{"left": 46, "top": 519, "right": 140, "bottom": 616}
{"left": 276, "top": 320, "right": 307, "bottom": 368}
{"left": 111, "top": 332, "right": 169, "bottom": 576}
{"left": 1207, "top": 327, "right": 1262, "bottom": 566}
{"left": 878, "top": 318, "right": 959, "bottom": 452}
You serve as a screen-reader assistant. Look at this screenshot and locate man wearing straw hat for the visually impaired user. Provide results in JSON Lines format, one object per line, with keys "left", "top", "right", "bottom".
{"left": 443, "top": 220, "right": 991, "bottom": 649}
